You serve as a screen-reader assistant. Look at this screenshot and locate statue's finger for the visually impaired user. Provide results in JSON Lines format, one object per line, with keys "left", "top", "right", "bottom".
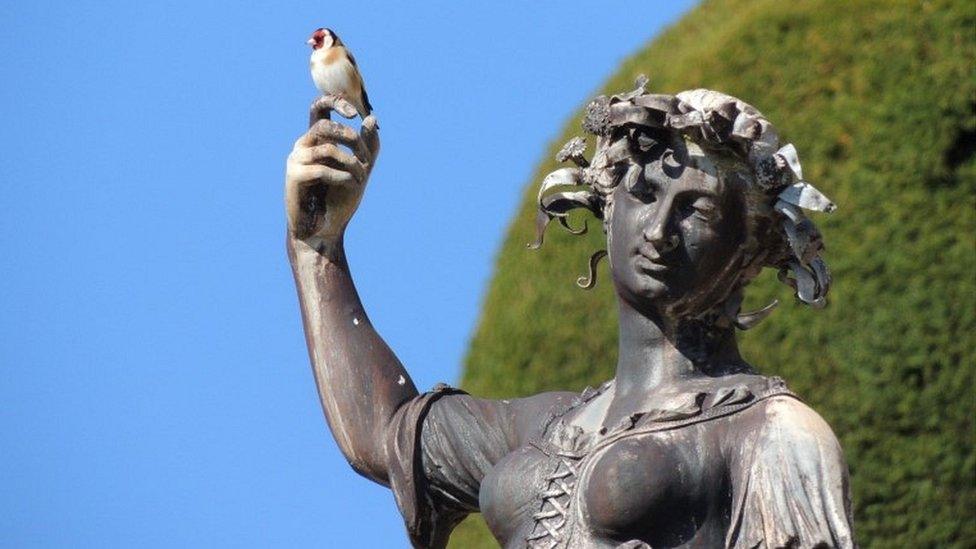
{"left": 309, "top": 119, "right": 370, "bottom": 163}
{"left": 298, "top": 144, "right": 367, "bottom": 184}
{"left": 361, "top": 115, "right": 380, "bottom": 160}
{"left": 297, "top": 164, "right": 360, "bottom": 188}
{"left": 309, "top": 96, "right": 333, "bottom": 126}
{"left": 309, "top": 95, "right": 358, "bottom": 127}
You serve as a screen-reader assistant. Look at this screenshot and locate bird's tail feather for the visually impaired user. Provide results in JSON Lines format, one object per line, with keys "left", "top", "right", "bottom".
{"left": 361, "top": 87, "right": 373, "bottom": 117}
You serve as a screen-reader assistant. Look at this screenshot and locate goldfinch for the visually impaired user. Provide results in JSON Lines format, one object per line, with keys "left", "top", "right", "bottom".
{"left": 307, "top": 28, "right": 373, "bottom": 118}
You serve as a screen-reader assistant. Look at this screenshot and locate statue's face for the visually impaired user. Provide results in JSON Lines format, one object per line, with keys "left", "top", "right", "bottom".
{"left": 608, "top": 139, "right": 748, "bottom": 315}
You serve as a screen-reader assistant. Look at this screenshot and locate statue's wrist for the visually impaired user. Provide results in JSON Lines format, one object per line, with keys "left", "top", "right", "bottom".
{"left": 289, "top": 230, "right": 345, "bottom": 264}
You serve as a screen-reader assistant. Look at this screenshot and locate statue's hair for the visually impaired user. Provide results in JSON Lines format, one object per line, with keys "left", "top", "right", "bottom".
{"left": 530, "top": 76, "right": 835, "bottom": 329}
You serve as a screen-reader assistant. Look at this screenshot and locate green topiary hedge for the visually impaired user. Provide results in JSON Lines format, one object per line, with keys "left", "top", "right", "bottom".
{"left": 450, "top": 0, "right": 975, "bottom": 546}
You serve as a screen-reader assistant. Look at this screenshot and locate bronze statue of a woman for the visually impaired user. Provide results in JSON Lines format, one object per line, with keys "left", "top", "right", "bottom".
{"left": 284, "top": 77, "right": 855, "bottom": 548}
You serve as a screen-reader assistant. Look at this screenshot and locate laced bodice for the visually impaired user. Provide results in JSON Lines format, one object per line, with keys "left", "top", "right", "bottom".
{"left": 386, "top": 375, "right": 854, "bottom": 548}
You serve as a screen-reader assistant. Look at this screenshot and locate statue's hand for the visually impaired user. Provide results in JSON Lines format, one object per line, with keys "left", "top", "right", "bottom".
{"left": 285, "top": 96, "right": 380, "bottom": 243}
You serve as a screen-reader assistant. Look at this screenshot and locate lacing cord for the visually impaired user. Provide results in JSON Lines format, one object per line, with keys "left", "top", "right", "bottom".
{"left": 526, "top": 451, "right": 583, "bottom": 547}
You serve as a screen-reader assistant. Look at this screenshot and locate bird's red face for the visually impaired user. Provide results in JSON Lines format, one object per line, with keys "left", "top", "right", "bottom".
{"left": 306, "top": 28, "right": 334, "bottom": 50}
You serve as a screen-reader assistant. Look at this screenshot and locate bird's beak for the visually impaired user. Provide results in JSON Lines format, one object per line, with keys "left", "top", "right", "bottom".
{"left": 306, "top": 38, "right": 315, "bottom": 46}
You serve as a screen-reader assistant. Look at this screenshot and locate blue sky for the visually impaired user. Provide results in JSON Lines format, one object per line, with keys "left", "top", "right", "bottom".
{"left": 0, "top": 1, "right": 694, "bottom": 546}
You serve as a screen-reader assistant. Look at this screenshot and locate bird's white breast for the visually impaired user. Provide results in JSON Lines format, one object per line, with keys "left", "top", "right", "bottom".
{"left": 310, "top": 49, "right": 354, "bottom": 97}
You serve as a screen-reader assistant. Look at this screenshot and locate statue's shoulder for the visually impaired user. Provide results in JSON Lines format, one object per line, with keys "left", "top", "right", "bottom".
{"left": 725, "top": 383, "right": 855, "bottom": 548}
{"left": 727, "top": 385, "right": 847, "bottom": 485}
{"left": 748, "top": 390, "right": 841, "bottom": 448}
{"left": 688, "top": 373, "right": 845, "bottom": 462}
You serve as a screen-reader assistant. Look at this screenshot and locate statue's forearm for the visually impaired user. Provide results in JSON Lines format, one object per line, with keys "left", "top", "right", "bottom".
{"left": 288, "top": 234, "right": 418, "bottom": 485}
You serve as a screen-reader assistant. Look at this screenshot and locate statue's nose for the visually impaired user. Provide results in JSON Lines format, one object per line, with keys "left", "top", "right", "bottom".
{"left": 643, "top": 212, "right": 679, "bottom": 254}
{"left": 650, "top": 233, "right": 680, "bottom": 254}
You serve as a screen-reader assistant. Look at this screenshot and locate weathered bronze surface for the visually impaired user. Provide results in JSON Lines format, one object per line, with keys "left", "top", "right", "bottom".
{"left": 284, "top": 79, "right": 855, "bottom": 548}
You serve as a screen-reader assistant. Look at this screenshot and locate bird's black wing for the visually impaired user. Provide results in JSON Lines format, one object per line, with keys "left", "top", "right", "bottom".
{"left": 347, "top": 50, "right": 373, "bottom": 114}
{"left": 361, "top": 86, "right": 373, "bottom": 115}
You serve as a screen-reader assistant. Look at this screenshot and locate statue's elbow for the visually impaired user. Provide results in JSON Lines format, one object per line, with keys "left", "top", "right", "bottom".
{"left": 343, "top": 445, "right": 391, "bottom": 487}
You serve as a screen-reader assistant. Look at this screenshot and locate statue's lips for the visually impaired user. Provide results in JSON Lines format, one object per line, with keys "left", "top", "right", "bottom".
{"left": 635, "top": 246, "right": 671, "bottom": 274}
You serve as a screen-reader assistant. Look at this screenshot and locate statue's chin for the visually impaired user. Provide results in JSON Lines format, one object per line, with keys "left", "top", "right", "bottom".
{"left": 616, "top": 281, "right": 678, "bottom": 316}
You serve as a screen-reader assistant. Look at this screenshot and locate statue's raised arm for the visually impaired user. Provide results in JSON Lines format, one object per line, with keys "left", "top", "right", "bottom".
{"left": 285, "top": 96, "right": 408, "bottom": 482}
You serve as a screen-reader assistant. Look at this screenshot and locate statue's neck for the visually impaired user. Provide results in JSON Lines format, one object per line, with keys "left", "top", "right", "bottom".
{"left": 613, "top": 296, "right": 746, "bottom": 399}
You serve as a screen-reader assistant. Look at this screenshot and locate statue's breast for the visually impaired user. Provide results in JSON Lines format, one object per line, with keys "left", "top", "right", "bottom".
{"left": 478, "top": 444, "right": 553, "bottom": 545}
{"left": 580, "top": 430, "right": 720, "bottom": 546}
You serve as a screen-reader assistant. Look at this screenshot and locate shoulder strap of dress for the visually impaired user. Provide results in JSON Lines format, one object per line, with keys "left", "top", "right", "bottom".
{"left": 586, "top": 385, "right": 799, "bottom": 456}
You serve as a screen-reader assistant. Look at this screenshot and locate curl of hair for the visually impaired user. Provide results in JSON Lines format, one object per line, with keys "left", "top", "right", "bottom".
{"left": 531, "top": 76, "right": 836, "bottom": 327}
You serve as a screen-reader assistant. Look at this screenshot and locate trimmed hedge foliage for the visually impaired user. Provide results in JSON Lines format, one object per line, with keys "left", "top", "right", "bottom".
{"left": 449, "top": 0, "right": 975, "bottom": 546}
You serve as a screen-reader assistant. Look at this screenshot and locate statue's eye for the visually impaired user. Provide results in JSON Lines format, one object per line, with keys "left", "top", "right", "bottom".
{"left": 629, "top": 179, "right": 657, "bottom": 204}
{"left": 621, "top": 163, "right": 660, "bottom": 204}
{"left": 678, "top": 195, "right": 718, "bottom": 222}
